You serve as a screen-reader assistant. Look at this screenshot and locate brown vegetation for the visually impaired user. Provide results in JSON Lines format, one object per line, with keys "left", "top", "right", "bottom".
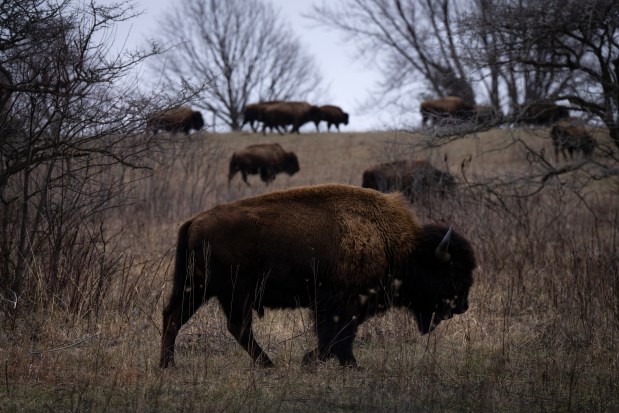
{"left": 1, "top": 127, "right": 618, "bottom": 412}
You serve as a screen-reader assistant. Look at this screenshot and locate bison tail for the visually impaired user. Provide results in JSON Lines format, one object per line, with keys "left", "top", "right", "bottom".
{"left": 173, "top": 220, "right": 193, "bottom": 291}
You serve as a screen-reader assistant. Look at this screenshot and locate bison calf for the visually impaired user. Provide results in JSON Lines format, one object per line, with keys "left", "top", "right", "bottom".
{"left": 147, "top": 106, "right": 204, "bottom": 135}
{"left": 550, "top": 118, "right": 596, "bottom": 161}
{"left": 228, "top": 143, "right": 299, "bottom": 185}
{"left": 362, "top": 160, "right": 456, "bottom": 203}
{"left": 160, "top": 184, "right": 476, "bottom": 368}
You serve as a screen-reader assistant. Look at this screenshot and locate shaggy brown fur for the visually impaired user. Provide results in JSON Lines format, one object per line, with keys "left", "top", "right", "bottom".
{"left": 362, "top": 160, "right": 456, "bottom": 203}
{"left": 160, "top": 184, "right": 476, "bottom": 368}
{"left": 261, "top": 101, "right": 321, "bottom": 134}
{"left": 242, "top": 100, "right": 283, "bottom": 133}
{"left": 420, "top": 96, "right": 475, "bottom": 126}
{"left": 512, "top": 102, "right": 570, "bottom": 125}
{"left": 550, "top": 118, "right": 596, "bottom": 161}
{"left": 228, "top": 143, "right": 300, "bottom": 185}
{"left": 147, "top": 106, "right": 204, "bottom": 135}
{"left": 314, "top": 104, "right": 349, "bottom": 132}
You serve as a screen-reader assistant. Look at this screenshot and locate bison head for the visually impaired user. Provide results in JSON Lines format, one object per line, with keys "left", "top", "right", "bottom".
{"left": 284, "top": 152, "right": 300, "bottom": 176}
{"left": 191, "top": 111, "right": 205, "bottom": 131}
{"left": 404, "top": 225, "right": 475, "bottom": 334}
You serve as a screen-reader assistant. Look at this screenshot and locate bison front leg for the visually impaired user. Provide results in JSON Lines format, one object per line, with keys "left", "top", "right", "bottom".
{"left": 241, "top": 171, "right": 251, "bottom": 186}
{"left": 221, "top": 296, "right": 274, "bottom": 367}
{"left": 303, "top": 304, "right": 359, "bottom": 367}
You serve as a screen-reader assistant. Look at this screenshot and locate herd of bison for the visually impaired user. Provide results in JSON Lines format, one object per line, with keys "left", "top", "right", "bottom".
{"left": 151, "top": 96, "right": 597, "bottom": 369}
{"left": 147, "top": 97, "right": 596, "bottom": 186}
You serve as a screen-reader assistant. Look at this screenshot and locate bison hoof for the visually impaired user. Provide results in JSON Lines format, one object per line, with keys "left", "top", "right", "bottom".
{"left": 301, "top": 349, "right": 319, "bottom": 366}
{"left": 159, "top": 358, "right": 175, "bottom": 369}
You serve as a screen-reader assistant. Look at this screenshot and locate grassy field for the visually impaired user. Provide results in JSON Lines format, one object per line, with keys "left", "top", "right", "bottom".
{"left": 1, "top": 126, "right": 618, "bottom": 412}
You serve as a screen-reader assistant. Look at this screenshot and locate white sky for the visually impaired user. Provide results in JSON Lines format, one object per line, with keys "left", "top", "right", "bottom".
{"left": 105, "top": 0, "right": 393, "bottom": 131}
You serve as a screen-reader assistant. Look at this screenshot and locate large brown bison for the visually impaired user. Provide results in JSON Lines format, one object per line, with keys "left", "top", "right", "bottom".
{"left": 512, "top": 101, "right": 570, "bottom": 125}
{"left": 228, "top": 143, "right": 299, "bottom": 185}
{"left": 160, "top": 184, "right": 476, "bottom": 368}
{"left": 420, "top": 96, "right": 475, "bottom": 126}
{"left": 362, "top": 160, "right": 456, "bottom": 203}
{"left": 261, "top": 101, "right": 321, "bottom": 135}
{"left": 241, "top": 100, "right": 283, "bottom": 132}
{"left": 550, "top": 118, "right": 596, "bottom": 161}
{"left": 147, "top": 106, "right": 204, "bottom": 135}
{"left": 314, "top": 105, "right": 349, "bottom": 132}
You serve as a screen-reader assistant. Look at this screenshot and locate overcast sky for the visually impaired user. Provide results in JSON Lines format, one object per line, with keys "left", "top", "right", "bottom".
{"left": 105, "top": 0, "right": 395, "bottom": 131}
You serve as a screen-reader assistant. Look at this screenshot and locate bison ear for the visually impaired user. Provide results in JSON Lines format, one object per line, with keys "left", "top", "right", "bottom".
{"left": 435, "top": 225, "right": 453, "bottom": 263}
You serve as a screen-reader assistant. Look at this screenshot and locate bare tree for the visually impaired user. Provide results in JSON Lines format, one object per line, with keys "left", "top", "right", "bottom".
{"left": 464, "top": 0, "right": 619, "bottom": 150}
{"left": 149, "top": 0, "right": 323, "bottom": 131}
{"left": 310, "top": 0, "right": 476, "bottom": 108}
{"left": 0, "top": 0, "right": 180, "bottom": 316}
{"left": 310, "top": 0, "right": 577, "bottom": 121}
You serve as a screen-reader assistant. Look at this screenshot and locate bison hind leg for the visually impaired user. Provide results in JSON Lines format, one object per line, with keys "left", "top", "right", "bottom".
{"left": 221, "top": 296, "right": 274, "bottom": 367}
{"left": 160, "top": 278, "right": 208, "bottom": 368}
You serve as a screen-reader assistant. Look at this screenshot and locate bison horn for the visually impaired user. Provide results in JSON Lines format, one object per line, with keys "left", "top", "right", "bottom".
{"left": 435, "top": 226, "right": 453, "bottom": 263}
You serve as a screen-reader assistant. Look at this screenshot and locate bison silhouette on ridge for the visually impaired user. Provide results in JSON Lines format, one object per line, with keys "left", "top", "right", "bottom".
{"left": 160, "top": 184, "right": 476, "bottom": 368}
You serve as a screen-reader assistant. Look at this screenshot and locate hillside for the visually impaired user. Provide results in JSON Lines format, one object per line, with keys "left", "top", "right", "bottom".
{"left": 2, "top": 127, "right": 618, "bottom": 412}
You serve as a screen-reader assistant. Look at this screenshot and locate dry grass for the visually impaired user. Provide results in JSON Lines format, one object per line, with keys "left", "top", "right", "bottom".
{"left": 1, "top": 127, "right": 618, "bottom": 412}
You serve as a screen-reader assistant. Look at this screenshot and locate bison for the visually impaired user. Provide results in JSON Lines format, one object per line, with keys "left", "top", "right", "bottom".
{"left": 550, "top": 118, "right": 596, "bottom": 161}
{"left": 512, "top": 101, "right": 569, "bottom": 126}
{"left": 314, "top": 105, "right": 349, "bottom": 132}
{"left": 160, "top": 184, "right": 476, "bottom": 368}
{"left": 471, "top": 105, "right": 503, "bottom": 126}
{"left": 147, "top": 106, "right": 204, "bottom": 135}
{"left": 228, "top": 143, "right": 299, "bottom": 185}
{"left": 261, "top": 101, "right": 321, "bottom": 135}
{"left": 420, "top": 96, "right": 475, "bottom": 127}
{"left": 362, "top": 160, "right": 456, "bottom": 203}
{"left": 242, "top": 100, "right": 283, "bottom": 133}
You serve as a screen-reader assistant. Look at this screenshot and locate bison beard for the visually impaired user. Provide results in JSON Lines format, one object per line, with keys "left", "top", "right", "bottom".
{"left": 160, "top": 184, "right": 476, "bottom": 368}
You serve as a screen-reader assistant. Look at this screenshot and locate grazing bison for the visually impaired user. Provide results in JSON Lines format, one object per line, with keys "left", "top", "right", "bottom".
{"left": 550, "top": 118, "right": 596, "bottom": 161}
{"left": 362, "top": 160, "right": 456, "bottom": 203}
{"left": 314, "top": 105, "right": 349, "bottom": 132}
{"left": 420, "top": 96, "right": 475, "bottom": 126}
{"left": 512, "top": 101, "right": 569, "bottom": 125}
{"left": 160, "top": 184, "right": 476, "bottom": 368}
{"left": 147, "top": 106, "right": 204, "bottom": 135}
{"left": 228, "top": 143, "right": 299, "bottom": 185}
{"left": 242, "top": 100, "right": 283, "bottom": 133}
{"left": 261, "top": 101, "right": 321, "bottom": 135}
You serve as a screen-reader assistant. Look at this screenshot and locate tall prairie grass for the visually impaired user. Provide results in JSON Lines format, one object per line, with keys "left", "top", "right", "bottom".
{"left": 1, "top": 128, "right": 617, "bottom": 412}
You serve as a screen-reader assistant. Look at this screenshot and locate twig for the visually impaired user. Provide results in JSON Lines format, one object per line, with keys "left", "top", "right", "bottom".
{"left": 30, "top": 331, "right": 101, "bottom": 355}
